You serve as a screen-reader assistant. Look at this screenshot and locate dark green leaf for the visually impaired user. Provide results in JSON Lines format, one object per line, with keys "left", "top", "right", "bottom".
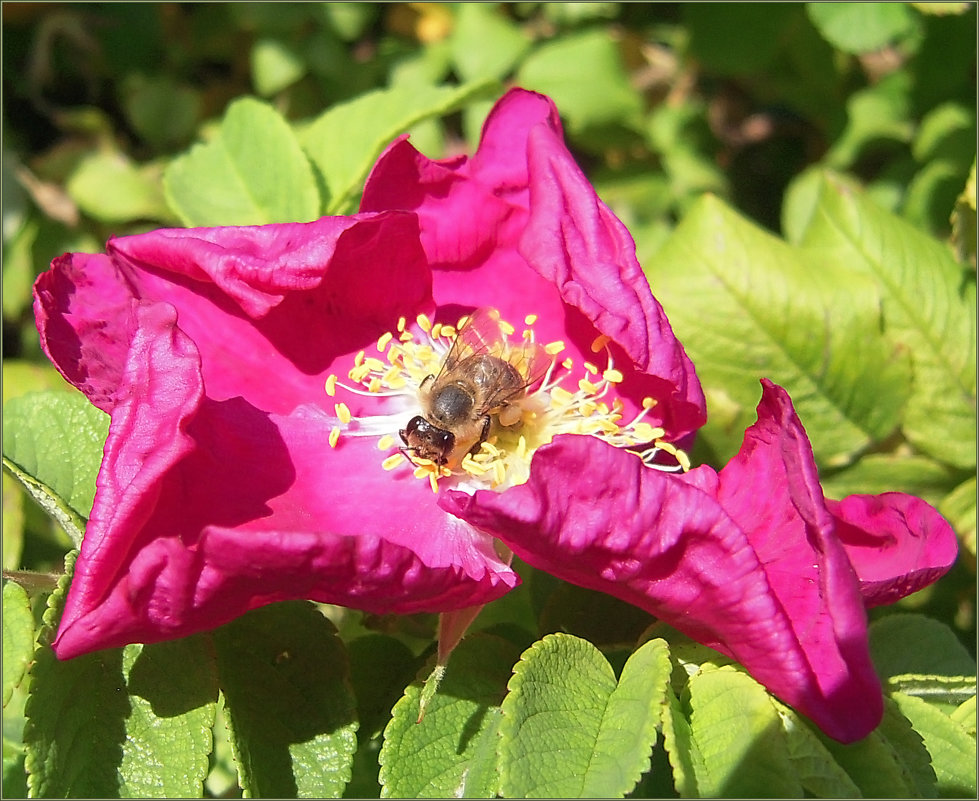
{"left": 213, "top": 601, "right": 358, "bottom": 799}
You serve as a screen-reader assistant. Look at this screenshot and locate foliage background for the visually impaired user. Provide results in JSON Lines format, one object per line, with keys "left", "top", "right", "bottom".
{"left": 2, "top": 3, "right": 976, "bottom": 798}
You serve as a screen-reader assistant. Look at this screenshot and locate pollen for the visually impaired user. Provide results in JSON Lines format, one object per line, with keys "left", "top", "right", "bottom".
{"left": 323, "top": 308, "right": 689, "bottom": 494}
{"left": 590, "top": 333, "right": 612, "bottom": 353}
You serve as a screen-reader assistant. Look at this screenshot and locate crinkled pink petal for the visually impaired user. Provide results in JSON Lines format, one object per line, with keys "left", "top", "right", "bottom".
{"left": 52, "top": 302, "right": 515, "bottom": 659}
{"left": 444, "top": 379, "right": 958, "bottom": 743}
{"left": 103, "top": 212, "right": 432, "bottom": 414}
{"left": 827, "top": 493, "right": 958, "bottom": 607}
{"left": 362, "top": 88, "right": 705, "bottom": 440}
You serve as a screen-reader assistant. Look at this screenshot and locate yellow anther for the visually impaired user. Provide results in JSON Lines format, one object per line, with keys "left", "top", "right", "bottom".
{"left": 354, "top": 350, "right": 366, "bottom": 367}
{"left": 397, "top": 316, "right": 407, "bottom": 332}
{"left": 417, "top": 313, "right": 432, "bottom": 332}
{"left": 551, "top": 386, "right": 574, "bottom": 405}
{"left": 368, "top": 377, "right": 382, "bottom": 393}
{"left": 382, "top": 453, "right": 405, "bottom": 471}
{"left": 325, "top": 374, "right": 338, "bottom": 396}
{"left": 377, "top": 331, "right": 393, "bottom": 352}
{"left": 603, "top": 368, "right": 624, "bottom": 384}
{"left": 431, "top": 322, "right": 442, "bottom": 340}
{"left": 329, "top": 427, "right": 341, "bottom": 448}
{"left": 440, "top": 325, "right": 456, "bottom": 339}
{"left": 378, "top": 434, "right": 395, "bottom": 450}
{"left": 562, "top": 357, "right": 574, "bottom": 370}
{"left": 590, "top": 333, "right": 612, "bottom": 353}
{"left": 642, "top": 396, "right": 656, "bottom": 409}
{"left": 579, "top": 378, "right": 599, "bottom": 394}
{"left": 524, "top": 313, "right": 538, "bottom": 325}
{"left": 335, "top": 402, "right": 352, "bottom": 424}
{"left": 429, "top": 472, "right": 440, "bottom": 493}
{"left": 500, "top": 320, "right": 515, "bottom": 336}
{"left": 584, "top": 361, "right": 598, "bottom": 375}
{"left": 545, "top": 340, "right": 566, "bottom": 356}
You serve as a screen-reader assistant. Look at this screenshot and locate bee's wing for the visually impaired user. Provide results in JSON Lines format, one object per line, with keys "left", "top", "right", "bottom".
{"left": 436, "top": 307, "right": 507, "bottom": 378}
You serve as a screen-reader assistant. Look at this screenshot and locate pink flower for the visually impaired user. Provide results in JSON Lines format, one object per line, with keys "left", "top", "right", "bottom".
{"left": 33, "top": 89, "right": 956, "bottom": 744}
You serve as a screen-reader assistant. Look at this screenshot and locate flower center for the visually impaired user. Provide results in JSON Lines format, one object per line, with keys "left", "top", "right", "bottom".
{"left": 324, "top": 310, "right": 689, "bottom": 493}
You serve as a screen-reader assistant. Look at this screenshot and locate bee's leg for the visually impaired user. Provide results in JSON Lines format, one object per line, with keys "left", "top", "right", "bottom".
{"left": 469, "top": 415, "right": 492, "bottom": 456}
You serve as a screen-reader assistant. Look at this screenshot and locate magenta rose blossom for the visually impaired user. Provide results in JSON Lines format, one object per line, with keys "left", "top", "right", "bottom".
{"left": 33, "top": 89, "right": 956, "bottom": 744}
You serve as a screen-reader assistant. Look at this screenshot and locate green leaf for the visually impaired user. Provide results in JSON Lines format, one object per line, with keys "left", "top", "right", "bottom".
{"left": 871, "top": 614, "right": 977, "bottom": 682}
{"left": 807, "top": 2, "right": 920, "bottom": 53}
{"left": 65, "top": 149, "right": 174, "bottom": 224}
{"left": 793, "top": 171, "right": 977, "bottom": 468}
{"left": 449, "top": 3, "right": 530, "bottom": 82}
{"left": 815, "top": 706, "right": 922, "bottom": 798}
{"left": 2, "top": 473, "right": 25, "bottom": 572}
{"left": 2, "top": 391, "right": 110, "bottom": 544}
{"left": 684, "top": 664, "right": 801, "bottom": 797}
{"left": 951, "top": 159, "right": 976, "bottom": 268}
{"left": 659, "top": 681, "right": 702, "bottom": 797}
{"left": 118, "top": 637, "right": 219, "bottom": 797}
{"left": 120, "top": 74, "right": 202, "bottom": 151}
{"left": 213, "top": 601, "right": 358, "bottom": 799}
{"left": 941, "top": 475, "right": 976, "bottom": 556}
{"left": 820, "top": 453, "right": 960, "bottom": 507}
{"left": 648, "top": 192, "right": 912, "bottom": 466}
{"left": 892, "top": 691, "right": 977, "bottom": 797}
{"left": 379, "top": 634, "right": 520, "bottom": 799}
{"left": 498, "top": 634, "right": 670, "bottom": 798}
{"left": 684, "top": 3, "right": 801, "bottom": 75}
{"left": 770, "top": 701, "right": 863, "bottom": 797}
{"left": 164, "top": 96, "right": 321, "bottom": 226}
{"left": 516, "top": 29, "right": 643, "bottom": 144}
{"left": 251, "top": 37, "right": 307, "bottom": 97}
{"left": 299, "top": 80, "right": 498, "bottom": 215}
{"left": 24, "top": 552, "right": 218, "bottom": 797}
{"left": 2, "top": 581, "right": 34, "bottom": 709}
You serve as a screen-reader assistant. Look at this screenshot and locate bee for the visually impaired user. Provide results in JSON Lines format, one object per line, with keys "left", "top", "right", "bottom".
{"left": 400, "top": 308, "right": 550, "bottom": 468}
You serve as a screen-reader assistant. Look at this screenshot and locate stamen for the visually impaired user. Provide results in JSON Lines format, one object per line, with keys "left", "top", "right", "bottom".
{"left": 590, "top": 333, "right": 612, "bottom": 353}
{"left": 324, "top": 309, "right": 690, "bottom": 493}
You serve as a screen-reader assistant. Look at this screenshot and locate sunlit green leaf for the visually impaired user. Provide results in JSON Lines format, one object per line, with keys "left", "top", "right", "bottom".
{"left": 870, "top": 613, "right": 977, "bottom": 683}
{"left": 796, "top": 172, "right": 976, "bottom": 468}
{"left": 941, "top": 476, "right": 976, "bottom": 556}
{"left": 892, "top": 691, "right": 977, "bottom": 797}
{"left": 516, "top": 29, "right": 643, "bottom": 146}
{"left": 2, "top": 581, "right": 34, "bottom": 709}
{"left": 2, "top": 391, "right": 109, "bottom": 544}
{"left": 164, "top": 96, "right": 321, "bottom": 226}
{"left": 449, "top": 3, "right": 529, "bottom": 82}
{"left": 498, "top": 634, "right": 670, "bottom": 798}
{"left": 648, "top": 191, "right": 912, "bottom": 466}
{"left": 807, "top": 2, "right": 920, "bottom": 53}
{"left": 66, "top": 150, "right": 174, "bottom": 224}
{"left": 252, "top": 37, "right": 307, "bottom": 96}
{"left": 684, "top": 665, "right": 801, "bottom": 797}
{"left": 299, "top": 80, "right": 498, "bottom": 215}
